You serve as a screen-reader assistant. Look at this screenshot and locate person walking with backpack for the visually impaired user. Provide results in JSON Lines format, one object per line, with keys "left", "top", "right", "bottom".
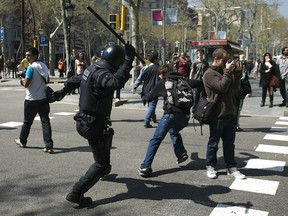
{"left": 132, "top": 53, "right": 160, "bottom": 128}
{"left": 138, "top": 64, "right": 203, "bottom": 177}
{"left": 202, "top": 48, "right": 246, "bottom": 180}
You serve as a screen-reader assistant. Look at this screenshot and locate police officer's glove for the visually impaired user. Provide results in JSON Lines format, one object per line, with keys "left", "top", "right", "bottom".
{"left": 125, "top": 44, "right": 136, "bottom": 61}
{"left": 52, "top": 88, "right": 67, "bottom": 101}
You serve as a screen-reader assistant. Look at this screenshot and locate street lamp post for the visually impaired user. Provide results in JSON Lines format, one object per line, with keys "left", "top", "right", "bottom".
{"left": 200, "top": 6, "right": 241, "bottom": 39}
{"left": 64, "top": 1, "right": 75, "bottom": 71}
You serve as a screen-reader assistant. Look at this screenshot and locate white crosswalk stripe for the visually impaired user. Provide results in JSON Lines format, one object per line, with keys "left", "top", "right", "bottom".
{"left": 220, "top": 116, "right": 288, "bottom": 215}
{"left": 264, "top": 133, "right": 288, "bottom": 142}
{"left": 275, "top": 121, "right": 288, "bottom": 125}
{"left": 270, "top": 126, "right": 288, "bottom": 132}
{"left": 245, "top": 158, "right": 285, "bottom": 172}
{"left": 53, "top": 112, "right": 76, "bottom": 116}
{"left": 210, "top": 204, "right": 269, "bottom": 216}
{"left": 0, "top": 121, "right": 23, "bottom": 128}
{"left": 256, "top": 144, "right": 288, "bottom": 154}
{"left": 230, "top": 178, "right": 279, "bottom": 195}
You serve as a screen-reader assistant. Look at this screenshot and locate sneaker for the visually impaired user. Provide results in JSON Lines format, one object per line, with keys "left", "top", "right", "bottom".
{"left": 43, "top": 148, "right": 54, "bottom": 154}
{"left": 227, "top": 167, "right": 246, "bottom": 179}
{"left": 177, "top": 153, "right": 188, "bottom": 164}
{"left": 138, "top": 167, "right": 152, "bottom": 177}
{"left": 14, "top": 138, "right": 26, "bottom": 148}
{"left": 206, "top": 166, "right": 217, "bottom": 179}
{"left": 279, "top": 102, "right": 286, "bottom": 107}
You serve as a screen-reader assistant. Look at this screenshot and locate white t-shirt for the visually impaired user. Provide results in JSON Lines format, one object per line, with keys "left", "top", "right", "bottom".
{"left": 25, "top": 61, "right": 48, "bottom": 100}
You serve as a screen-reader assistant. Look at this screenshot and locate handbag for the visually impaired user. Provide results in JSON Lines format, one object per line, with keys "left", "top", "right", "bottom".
{"left": 270, "top": 75, "right": 280, "bottom": 88}
{"left": 40, "top": 75, "right": 55, "bottom": 103}
{"left": 46, "top": 86, "right": 55, "bottom": 103}
{"left": 193, "top": 97, "right": 221, "bottom": 125}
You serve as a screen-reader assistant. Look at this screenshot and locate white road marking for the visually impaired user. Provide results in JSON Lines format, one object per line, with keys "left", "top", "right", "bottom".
{"left": 210, "top": 204, "right": 269, "bottom": 216}
{"left": 0, "top": 87, "right": 24, "bottom": 91}
{"left": 278, "top": 117, "right": 288, "bottom": 121}
{"left": 245, "top": 158, "right": 285, "bottom": 172}
{"left": 53, "top": 112, "right": 75, "bottom": 116}
{"left": 34, "top": 116, "right": 54, "bottom": 121}
{"left": 275, "top": 121, "right": 288, "bottom": 125}
{"left": 0, "top": 121, "right": 23, "bottom": 128}
{"left": 270, "top": 126, "right": 288, "bottom": 132}
{"left": 230, "top": 178, "right": 279, "bottom": 195}
{"left": 264, "top": 133, "right": 288, "bottom": 142}
{"left": 256, "top": 144, "right": 288, "bottom": 154}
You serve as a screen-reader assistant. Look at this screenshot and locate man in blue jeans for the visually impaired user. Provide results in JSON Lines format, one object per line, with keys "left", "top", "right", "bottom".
{"left": 14, "top": 47, "right": 54, "bottom": 153}
{"left": 203, "top": 48, "right": 246, "bottom": 179}
{"left": 138, "top": 64, "right": 203, "bottom": 177}
{"left": 132, "top": 53, "right": 160, "bottom": 128}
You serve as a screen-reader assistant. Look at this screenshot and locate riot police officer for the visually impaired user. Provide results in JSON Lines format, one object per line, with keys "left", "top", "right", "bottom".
{"left": 52, "top": 44, "right": 135, "bottom": 206}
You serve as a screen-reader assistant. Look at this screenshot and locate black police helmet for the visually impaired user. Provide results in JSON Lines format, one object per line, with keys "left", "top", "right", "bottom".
{"left": 101, "top": 44, "right": 125, "bottom": 69}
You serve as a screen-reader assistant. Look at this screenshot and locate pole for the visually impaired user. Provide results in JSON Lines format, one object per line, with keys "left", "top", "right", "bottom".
{"left": 86, "top": 6, "right": 145, "bottom": 65}
{"left": 21, "top": 0, "right": 25, "bottom": 58}
{"left": 67, "top": 19, "right": 71, "bottom": 68}
{"left": 161, "top": 0, "right": 166, "bottom": 65}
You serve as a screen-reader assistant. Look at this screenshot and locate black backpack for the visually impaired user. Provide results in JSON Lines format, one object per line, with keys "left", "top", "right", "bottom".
{"left": 165, "top": 73, "right": 193, "bottom": 110}
{"left": 193, "top": 94, "right": 222, "bottom": 135}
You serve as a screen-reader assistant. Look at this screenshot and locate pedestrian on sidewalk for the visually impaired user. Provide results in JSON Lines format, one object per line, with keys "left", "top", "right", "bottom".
{"left": 14, "top": 47, "right": 54, "bottom": 153}
{"left": 276, "top": 46, "right": 288, "bottom": 107}
{"left": 203, "top": 48, "right": 246, "bottom": 180}
{"left": 138, "top": 64, "right": 203, "bottom": 177}
{"left": 52, "top": 44, "right": 135, "bottom": 207}
{"left": 259, "top": 52, "right": 278, "bottom": 108}
{"left": 189, "top": 48, "right": 209, "bottom": 114}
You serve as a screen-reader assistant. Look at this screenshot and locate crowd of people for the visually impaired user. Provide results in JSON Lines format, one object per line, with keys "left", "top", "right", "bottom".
{"left": 10, "top": 44, "right": 288, "bottom": 207}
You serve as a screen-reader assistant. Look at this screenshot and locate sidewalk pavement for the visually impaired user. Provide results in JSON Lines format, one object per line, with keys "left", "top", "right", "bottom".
{"left": 1, "top": 74, "right": 288, "bottom": 117}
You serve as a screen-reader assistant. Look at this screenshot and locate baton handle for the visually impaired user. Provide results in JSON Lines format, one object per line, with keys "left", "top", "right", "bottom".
{"left": 87, "top": 6, "right": 145, "bottom": 65}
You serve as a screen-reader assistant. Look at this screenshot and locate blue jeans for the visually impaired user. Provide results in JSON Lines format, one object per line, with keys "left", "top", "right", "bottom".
{"left": 19, "top": 99, "right": 53, "bottom": 148}
{"left": 144, "top": 98, "right": 158, "bottom": 123}
{"left": 206, "top": 114, "right": 237, "bottom": 168}
{"left": 140, "top": 112, "right": 189, "bottom": 169}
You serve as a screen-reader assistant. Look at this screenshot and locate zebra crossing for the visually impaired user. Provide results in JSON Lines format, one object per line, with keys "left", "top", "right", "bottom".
{"left": 0, "top": 85, "right": 287, "bottom": 215}
{"left": 210, "top": 117, "right": 287, "bottom": 216}
{"left": 0, "top": 111, "right": 77, "bottom": 128}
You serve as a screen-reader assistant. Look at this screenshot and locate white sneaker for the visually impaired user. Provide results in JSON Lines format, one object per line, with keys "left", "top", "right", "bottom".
{"left": 206, "top": 166, "right": 217, "bottom": 179}
{"left": 14, "top": 138, "right": 26, "bottom": 148}
{"left": 227, "top": 167, "right": 246, "bottom": 179}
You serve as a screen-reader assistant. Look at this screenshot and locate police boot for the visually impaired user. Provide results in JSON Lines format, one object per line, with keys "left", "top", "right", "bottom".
{"left": 66, "top": 189, "right": 92, "bottom": 207}
{"left": 66, "top": 163, "right": 107, "bottom": 207}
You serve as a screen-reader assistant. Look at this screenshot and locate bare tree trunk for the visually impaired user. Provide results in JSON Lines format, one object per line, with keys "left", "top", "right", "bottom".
{"left": 60, "top": 0, "right": 69, "bottom": 73}
{"left": 49, "top": 20, "right": 63, "bottom": 76}
{"left": 129, "top": 0, "right": 141, "bottom": 84}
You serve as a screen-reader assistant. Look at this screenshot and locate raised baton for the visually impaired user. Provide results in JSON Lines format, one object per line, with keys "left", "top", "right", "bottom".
{"left": 87, "top": 6, "right": 145, "bottom": 65}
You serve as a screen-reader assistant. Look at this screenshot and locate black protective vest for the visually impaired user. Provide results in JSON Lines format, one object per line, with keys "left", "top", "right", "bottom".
{"left": 79, "top": 64, "right": 114, "bottom": 117}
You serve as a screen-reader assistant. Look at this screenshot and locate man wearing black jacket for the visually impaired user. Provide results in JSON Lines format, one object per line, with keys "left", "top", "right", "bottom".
{"left": 132, "top": 53, "right": 160, "bottom": 128}
{"left": 138, "top": 64, "right": 203, "bottom": 177}
{"left": 52, "top": 44, "right": 135, "bottom": 206}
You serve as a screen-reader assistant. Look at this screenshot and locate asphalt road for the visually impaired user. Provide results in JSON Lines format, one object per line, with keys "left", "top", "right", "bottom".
{"left": 0, "top": 77, "right": 287, "bottom": 216}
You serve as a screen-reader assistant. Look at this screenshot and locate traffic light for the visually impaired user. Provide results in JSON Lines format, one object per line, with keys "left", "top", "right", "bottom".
{"left": 33, "top": 36, "right": 38, "bottom": 48}
{"left": 109, "top": 14, "right": 119, "bottom": 30}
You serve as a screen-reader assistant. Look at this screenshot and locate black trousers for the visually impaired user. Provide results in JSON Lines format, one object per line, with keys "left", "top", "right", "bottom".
{"left": 72, "top": 115, "right": 112, "bottom": 194}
